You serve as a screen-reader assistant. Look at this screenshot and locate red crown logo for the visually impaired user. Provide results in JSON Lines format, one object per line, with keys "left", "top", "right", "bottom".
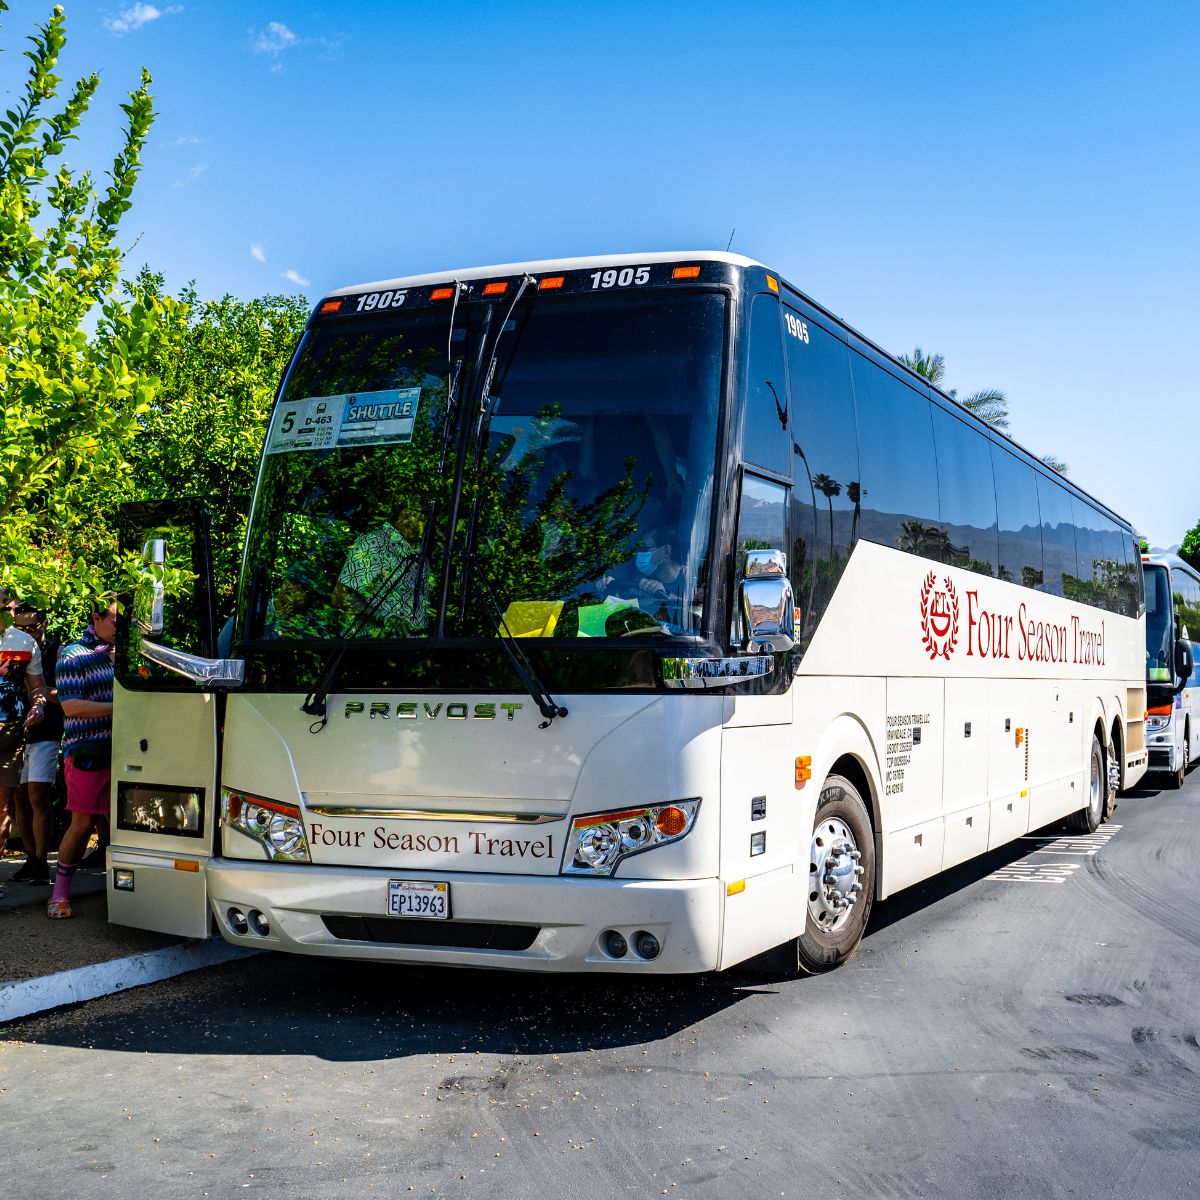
{"left": 920, "top": 570, "right": 959, "bottom": 660}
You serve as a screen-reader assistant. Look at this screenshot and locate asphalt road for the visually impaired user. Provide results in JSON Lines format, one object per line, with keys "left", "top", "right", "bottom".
{"left": 3, "top": 771, "right": 1198, "bottom": 1200}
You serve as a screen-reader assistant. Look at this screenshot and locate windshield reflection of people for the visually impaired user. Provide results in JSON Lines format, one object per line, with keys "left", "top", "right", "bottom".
{"left": 332, "top": 508, "right": 430, "bottom": 636}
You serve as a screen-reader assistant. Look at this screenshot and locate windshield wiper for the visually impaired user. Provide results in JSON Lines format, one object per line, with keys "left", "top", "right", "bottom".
{"left": 301, "top": 282, "right": 469, "bottom": 730}
{"left": 472, "top": 562, "right": 568, "bottom": 729}
{"left": 457, "top": 273, "right": 538, "bottom": 616}
{"left": 300, "top": 548, "right": 422, "bottom": 730}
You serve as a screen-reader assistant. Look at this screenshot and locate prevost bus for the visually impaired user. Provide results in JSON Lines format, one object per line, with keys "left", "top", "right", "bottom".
{"left": 1142, "top": 553, "right": 1200, "bottom": 787}
{"left": 108, "top": 251, "right": 1148, "bottom": 975}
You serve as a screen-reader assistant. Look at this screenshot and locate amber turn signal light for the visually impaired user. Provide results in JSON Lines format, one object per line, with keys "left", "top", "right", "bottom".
{"left": 655, "top": 806, "right": 688, "bottom": 837}
{"left": 795, "top": 755, "right": 812, "bottom": 789}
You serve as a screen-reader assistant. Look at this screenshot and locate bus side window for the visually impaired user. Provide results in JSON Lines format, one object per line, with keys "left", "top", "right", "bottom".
{"left": 1095, "top": 513, "right": 1130, "bottom": 615}
{"left": 1035, "top": 475, "right": 1079, "bottom": 598}
{"left": 931, "top": 404, "right": 998, "bottom": 577}
{"left": 1071, "top": 499, "right": 1109, "bottom": 610}
{"left": 782, "top": 306, "right": 858, "bottom": 648}
{"left": 852, "top": 356, "right": 941, "bottom": 561}
{"left": 991, "top": 445, "right": 1043, "bottom": 589}
{"left": 742, "top": 294, "right": 791, "bottom": 478}
{"left": 1122, "top": 528, "right": 1143, "bottom": 615}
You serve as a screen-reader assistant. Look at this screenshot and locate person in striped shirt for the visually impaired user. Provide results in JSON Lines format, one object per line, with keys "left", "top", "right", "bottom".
{"left": 47, "top": 597, "right": 117, "bottom": 920}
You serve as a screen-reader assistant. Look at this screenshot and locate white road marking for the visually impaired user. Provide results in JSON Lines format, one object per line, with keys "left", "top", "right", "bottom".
{"left": 988, "top": 824, "right": 1121, "bottom": 883}
{"left": 1026, "top": 823, "right": 1122, "bottom": 855}
{"left": 988, "top": 862, "right": 1083, "bottom": 884}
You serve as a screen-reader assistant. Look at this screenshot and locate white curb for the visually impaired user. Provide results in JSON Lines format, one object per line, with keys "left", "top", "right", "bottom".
{"left": 0, "top": 939, "right": 263, "bottom": 1024}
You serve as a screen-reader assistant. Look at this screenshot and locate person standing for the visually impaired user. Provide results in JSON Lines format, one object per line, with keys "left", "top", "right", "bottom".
{"left": 0, "top": 590, "right": 49, "bottom": 897}
{"left": 12, "top": 604, "right": 62, "bottom": 886}
{"left": 46, "top": 597, "right": 117, "bottom": 920}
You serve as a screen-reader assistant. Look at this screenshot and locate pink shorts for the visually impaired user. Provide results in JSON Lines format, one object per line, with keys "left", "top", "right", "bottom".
{"left": 65, "top": 756, "right": 112, "bottom": 816}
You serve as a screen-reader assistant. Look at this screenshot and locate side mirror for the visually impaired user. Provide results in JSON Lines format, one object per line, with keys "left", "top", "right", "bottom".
{"left": 136, "top": 538, "right": 166, "bottom": 635}
{"left": 1175, "top": 640, "right": 1195, "bottom": 695}
{"left": 739, "top": 549, "right": 795, "bottom": 652}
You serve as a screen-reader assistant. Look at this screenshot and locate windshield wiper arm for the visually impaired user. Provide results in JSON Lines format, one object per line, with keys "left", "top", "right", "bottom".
{"left": 457, "top": 273, "right": 538, "bottom": 615}
{"left": 301, "top": 284, "right": 471, "bottom": 730}
{"left": 471, "top": 562, "right": 568, "bottom": 729}
{"left": 300, "top": 549, "right": 423, "bottom": 729}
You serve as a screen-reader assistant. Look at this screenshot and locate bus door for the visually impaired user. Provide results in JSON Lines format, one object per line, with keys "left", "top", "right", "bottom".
{"left": 108, "top": 500, "right": 226, "bottom": 938}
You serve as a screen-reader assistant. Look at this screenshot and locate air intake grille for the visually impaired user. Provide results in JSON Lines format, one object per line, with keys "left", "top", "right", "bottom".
{"left": 322, "top": 915, "right": 539, "bottom": 951}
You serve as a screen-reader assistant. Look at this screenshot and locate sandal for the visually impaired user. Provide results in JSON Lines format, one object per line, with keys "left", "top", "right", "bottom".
{"left": 46, "top": 898, "right": 74, "bottom": 920}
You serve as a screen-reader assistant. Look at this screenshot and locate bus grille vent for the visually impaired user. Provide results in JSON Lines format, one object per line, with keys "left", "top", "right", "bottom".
{"left": 322, "top": 915, "right": 539, "bottom": 952}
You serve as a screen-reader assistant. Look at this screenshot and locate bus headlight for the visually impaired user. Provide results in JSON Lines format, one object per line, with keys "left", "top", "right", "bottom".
{"left": 223, "top": 788, "right": 311, "bottom": 862}
{"left": 1145, "top": 714, "right": 1171, "bottom": 730}
{"left": 562, "top": 799, "right": 700, "bottom": 876}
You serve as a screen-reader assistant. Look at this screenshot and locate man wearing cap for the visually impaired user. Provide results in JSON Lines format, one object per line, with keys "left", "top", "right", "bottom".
{"left": 0, "top": 589, "right": 49, "bottom": 895}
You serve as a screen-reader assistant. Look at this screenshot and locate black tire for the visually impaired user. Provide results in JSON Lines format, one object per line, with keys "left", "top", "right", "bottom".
{"left": 1103, "top": 727, "right": 1120, "bottom": 820}
{"left": 792, "top": 774, "right": 876, "bottom": 975}
{"left": 1068, "top": 735, "right": 1105, "bottom": 833}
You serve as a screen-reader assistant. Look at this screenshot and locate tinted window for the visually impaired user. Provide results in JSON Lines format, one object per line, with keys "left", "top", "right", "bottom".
{"left": 853, "top": 357, "right": 941, "bottom": 558}
{"left": 1146, "top": 565, "right": 1172, "bottom": 679}
{"left": 742, "top": 294, "right": 790, "bottom": 476}
{"left": 783, "top": 307, "right": 858, "bottom": 648}
{"left": 1176, "top": 568, "right": 1200, "bottom": 641}
{"left": 931, "top": 405, "right": 998, "bottom": 576}
{"left": 1097, "top": 515, "right": 1132, "bottom": 615}
{"left": 991, "top": 446, "right": 1043, "bottom": 588}
{"left": 1068, "top": 500, "right": 1109, "bottom": 610}
{"left": 1125, "top": 531, "right": 1144, "bottom": 615}
{"left": 1035, "top": 475, "right": 1078, "bottom": 597}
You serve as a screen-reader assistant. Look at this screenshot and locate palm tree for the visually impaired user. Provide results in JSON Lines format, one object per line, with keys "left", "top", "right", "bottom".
{"left": 812, "top": 472, "right": 841, "bottom": 552}
{"left": 899, "top": 346, "right": 1070, "bottom": 470}
{"left": 900, "top": 347, "right": 1009, "bottom": 431}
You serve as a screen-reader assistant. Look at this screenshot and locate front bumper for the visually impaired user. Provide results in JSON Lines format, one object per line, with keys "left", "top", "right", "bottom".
{"left": 1148, "top": 746, "right": 1178, "bottom": 772}
{"left": 207, "top": 859, "right": 722, "bottom": 973}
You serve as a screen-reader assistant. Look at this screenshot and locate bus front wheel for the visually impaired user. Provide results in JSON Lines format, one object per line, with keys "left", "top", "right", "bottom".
{"left": 794, "top": 775, "right": 876, "bottom": 975}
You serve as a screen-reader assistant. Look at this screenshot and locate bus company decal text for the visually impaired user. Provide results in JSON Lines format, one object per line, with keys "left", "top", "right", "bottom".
{"left": 963, "top": 589, "right": 1105, "bottom": 666}
{"left": 919, "top": 574, "right": 1106, "bottom": 666}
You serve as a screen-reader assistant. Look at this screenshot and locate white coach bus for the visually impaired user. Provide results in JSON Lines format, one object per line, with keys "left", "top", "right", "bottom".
{"left": 1142, "top": 553, "right": 1200, "bottom": 787}
{"left": 109, "top": 252, "right": 1147, "bottom": 974}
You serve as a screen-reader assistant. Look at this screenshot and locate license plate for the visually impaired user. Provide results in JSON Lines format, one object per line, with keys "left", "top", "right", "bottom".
{"left": 387, "top": 879, "right": 450, "bottom": 920}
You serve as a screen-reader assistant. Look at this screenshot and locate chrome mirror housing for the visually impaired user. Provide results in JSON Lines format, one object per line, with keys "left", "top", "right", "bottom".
{"left": 744, "top": 548, "right": 786, "bottom": 578}
{"left": 739, "top": 549, "right": 795, "bottom": 652}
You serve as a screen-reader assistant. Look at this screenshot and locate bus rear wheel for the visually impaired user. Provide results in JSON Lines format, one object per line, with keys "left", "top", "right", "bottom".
{"left": 794, "top": 775, "right": 875, "bottom": 975}
{"left": 1068, "top": 734, "right": 1105, "bottom": 833}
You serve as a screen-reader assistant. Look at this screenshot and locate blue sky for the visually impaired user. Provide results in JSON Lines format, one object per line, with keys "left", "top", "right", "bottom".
{"left": 6, "top": 0, "right": 1198, "bottom": 547}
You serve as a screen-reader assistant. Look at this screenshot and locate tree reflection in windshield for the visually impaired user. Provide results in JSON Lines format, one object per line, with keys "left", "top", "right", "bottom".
{"left": 241, "top": 292, "right": 725, "bottom": 643}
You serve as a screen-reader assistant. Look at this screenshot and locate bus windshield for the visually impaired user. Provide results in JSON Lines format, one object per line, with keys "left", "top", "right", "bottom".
{"left": 1145, "top": 564, "right": 1173, "bottom": 681}
{"left": 241, "top": 291, "right": 726, "bottom": 644}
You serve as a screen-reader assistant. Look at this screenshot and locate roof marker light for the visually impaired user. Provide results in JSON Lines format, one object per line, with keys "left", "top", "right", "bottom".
{"left": 430, "top": 286, "right": 455, "bottom": 300}
{"left": 319, "top": 299, "right": 342, "bottom": 314}
{"left": 766, "top": 275, "right": 779, "bottom": 293}
{"left": 538, "top": 276, "right": 565, "bottom": 290}
{"left": 483, "top": 281, "right": 508, "bottom": 296}
{"left": 672, "top": 265, "right": 701, "bottom": 280}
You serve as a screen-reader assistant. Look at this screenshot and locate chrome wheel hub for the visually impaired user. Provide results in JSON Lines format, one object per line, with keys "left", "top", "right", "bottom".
{"left": 1089, "top": 745, "right": 1103, "bottom": 820}
{"left": 808, "top": 816, "right": 864, "bottom": 932}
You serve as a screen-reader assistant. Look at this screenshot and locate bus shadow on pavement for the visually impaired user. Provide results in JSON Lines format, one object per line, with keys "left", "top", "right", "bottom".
{"left": 866, "top": 781, "right": 1167, "bottom": 936}
{"left": 4, "top": 952, "right": 767, "bottom": 1061}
